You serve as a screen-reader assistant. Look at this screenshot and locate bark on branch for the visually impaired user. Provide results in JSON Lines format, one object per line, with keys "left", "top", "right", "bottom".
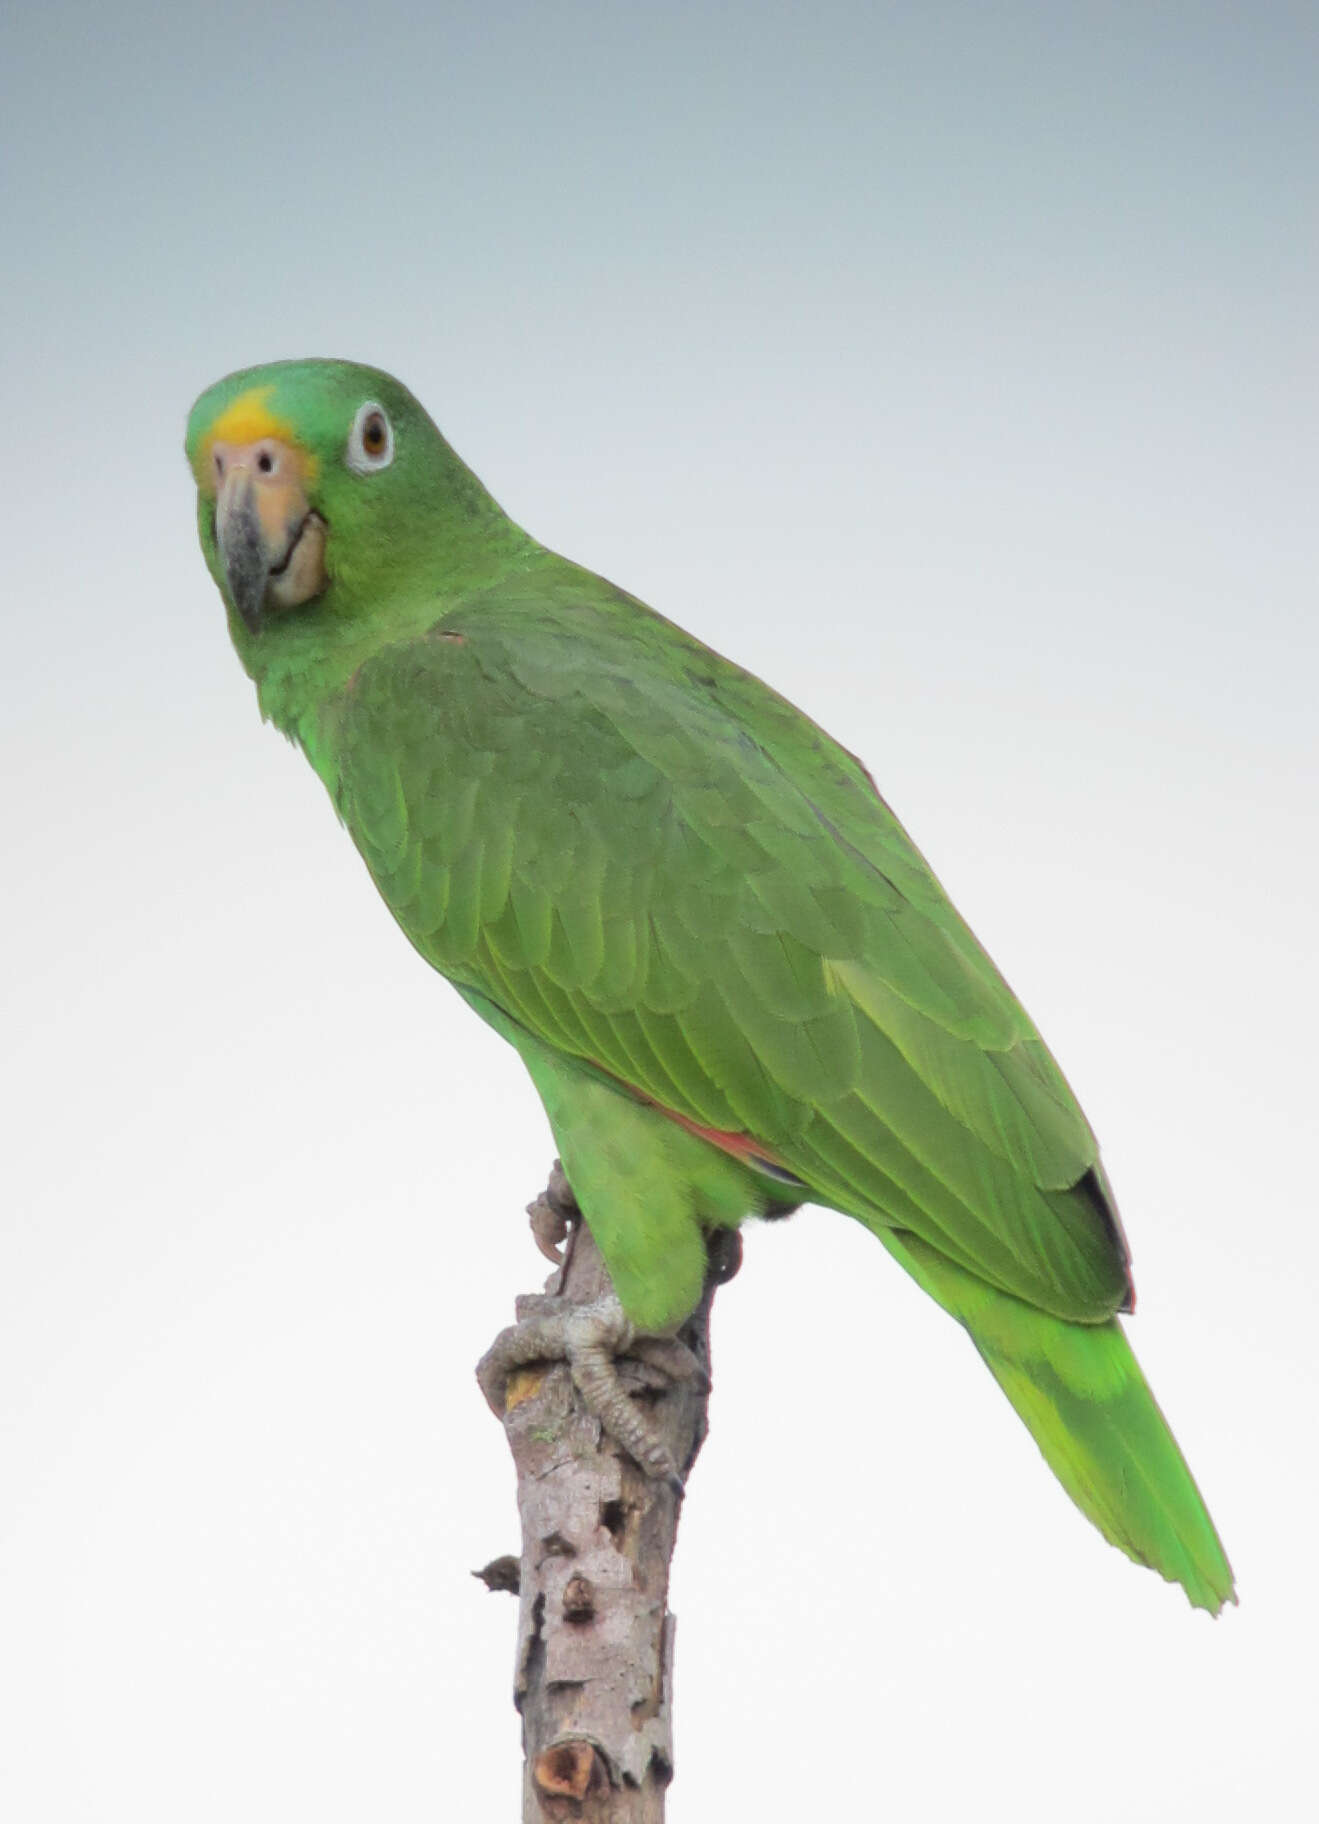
{"left": 477, "top": 1167, "right": 733, "bottom": 1821}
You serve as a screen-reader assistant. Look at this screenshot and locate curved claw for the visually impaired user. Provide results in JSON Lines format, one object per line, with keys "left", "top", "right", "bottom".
{"left": 528, "top": 1192, "right": 571, "bottom": 1265}
{"left": 526, "top": 1160, "right": 581, "bottom": 1265}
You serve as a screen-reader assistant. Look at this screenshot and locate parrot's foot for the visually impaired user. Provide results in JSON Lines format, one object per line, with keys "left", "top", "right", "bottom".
{"left": 477, "top": 1294, "right": 703, "bottom": 1490}
{"left": 527, "top": 1159, "right": 579, "bottom": 1265}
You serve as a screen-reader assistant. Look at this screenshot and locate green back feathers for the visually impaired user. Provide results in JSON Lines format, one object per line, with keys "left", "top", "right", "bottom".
{"left": 331, "top": 564, "right": 1130, "bottom": 1323}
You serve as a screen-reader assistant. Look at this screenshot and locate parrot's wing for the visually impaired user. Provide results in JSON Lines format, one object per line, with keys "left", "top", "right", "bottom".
{"left": 333, "top": 563, "right": 1130, "bottom": 1322}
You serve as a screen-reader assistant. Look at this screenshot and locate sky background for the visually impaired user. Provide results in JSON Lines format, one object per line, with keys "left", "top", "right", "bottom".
{"left": 3, "top": 2, "right": 1316, "bottom": 1817}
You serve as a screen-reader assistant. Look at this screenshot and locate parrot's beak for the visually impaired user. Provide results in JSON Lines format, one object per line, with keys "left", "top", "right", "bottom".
{"left": 213, "top": 440, "right": 327, "bottom": 633}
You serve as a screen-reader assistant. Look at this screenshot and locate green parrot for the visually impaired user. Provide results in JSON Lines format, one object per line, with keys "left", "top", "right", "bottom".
{"left": 186, "top": 358, "right": 1234, "bottom": 1614}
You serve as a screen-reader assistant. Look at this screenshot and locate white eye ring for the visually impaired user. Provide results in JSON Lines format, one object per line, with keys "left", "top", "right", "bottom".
{"left": 346, "top": 401, "right": 395, "bottom": 474}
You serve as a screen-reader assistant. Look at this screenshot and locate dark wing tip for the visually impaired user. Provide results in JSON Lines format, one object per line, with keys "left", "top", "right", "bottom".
{"left": 1078, "top": 1164, "right": 1136, "bottom": 1313}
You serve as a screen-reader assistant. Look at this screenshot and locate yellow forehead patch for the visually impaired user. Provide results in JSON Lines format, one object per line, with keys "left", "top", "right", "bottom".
{"left": 195, "top": 387, "right": 318, "bottom": 490}
{"left": 208, "top": 387, "right": 290, "bottom": 446}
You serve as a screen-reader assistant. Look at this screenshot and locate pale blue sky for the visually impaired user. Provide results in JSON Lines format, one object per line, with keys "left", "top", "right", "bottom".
{"left": 3, "top": 5, "right": 1316, "bottom": 1819}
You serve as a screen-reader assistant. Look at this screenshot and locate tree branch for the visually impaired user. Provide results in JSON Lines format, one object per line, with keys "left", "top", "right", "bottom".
{"left": 477, "top": 1166, "right": 733, "bottom": 1821}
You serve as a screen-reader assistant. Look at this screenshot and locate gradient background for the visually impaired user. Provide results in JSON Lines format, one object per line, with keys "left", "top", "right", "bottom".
{"left": 3, "top": 3, "right": 1315, "bottom": 1817}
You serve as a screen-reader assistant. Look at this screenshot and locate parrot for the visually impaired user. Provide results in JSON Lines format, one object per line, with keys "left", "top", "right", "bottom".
{"left": 185, "top": 357, "right": 1234, "bottom": 1614}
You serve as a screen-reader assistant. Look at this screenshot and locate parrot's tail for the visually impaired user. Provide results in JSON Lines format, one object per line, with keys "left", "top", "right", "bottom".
{"left": 878, "top": 1228, "right": 1235, "bottom": 1613}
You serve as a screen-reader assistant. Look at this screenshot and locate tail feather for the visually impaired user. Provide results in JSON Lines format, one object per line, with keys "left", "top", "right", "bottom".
{"left": 879, "top": 1229, "right": 1235, "bottom": 1614}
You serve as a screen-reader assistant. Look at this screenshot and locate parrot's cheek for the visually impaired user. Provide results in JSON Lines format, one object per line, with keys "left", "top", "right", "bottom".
{"left": 215, "top": 465, "right": 328, "bottom": 631}
{"left": 267, "top": 512, "right": 329, "bottom": 614}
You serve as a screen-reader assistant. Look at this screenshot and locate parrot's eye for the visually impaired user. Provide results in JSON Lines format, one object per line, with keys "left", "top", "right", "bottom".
{"left": 346, "top": 402, "right": 395, "bottom": 474}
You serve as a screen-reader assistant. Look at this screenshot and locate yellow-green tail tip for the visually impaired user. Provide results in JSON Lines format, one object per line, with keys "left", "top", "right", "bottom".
{"left": 882, "top": 1232, "right": 1235, "bottom": 1613}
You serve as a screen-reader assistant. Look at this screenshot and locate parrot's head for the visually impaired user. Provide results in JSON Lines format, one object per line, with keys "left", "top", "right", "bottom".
{"left": 185, "top": 359, "right": 514, "bottom": 660}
